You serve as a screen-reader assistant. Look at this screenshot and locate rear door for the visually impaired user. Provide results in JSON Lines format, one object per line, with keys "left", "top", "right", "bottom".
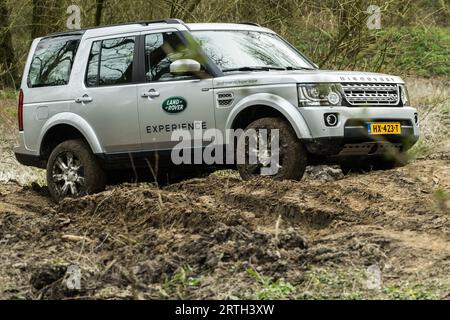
{"left": 71, "top": 33, "right": 141, "bottom": 153}
{"left": 23, "top": 35, "right": 82, "bottom": 152}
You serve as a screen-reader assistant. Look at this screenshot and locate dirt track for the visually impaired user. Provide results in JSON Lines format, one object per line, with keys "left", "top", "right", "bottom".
{"left": 0, "top": 158, "right": 449, "bottom": 299}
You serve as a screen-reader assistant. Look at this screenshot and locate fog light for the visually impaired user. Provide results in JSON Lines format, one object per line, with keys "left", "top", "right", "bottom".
{"left": 324, "top": 113, "right": 339, "bottom": 127}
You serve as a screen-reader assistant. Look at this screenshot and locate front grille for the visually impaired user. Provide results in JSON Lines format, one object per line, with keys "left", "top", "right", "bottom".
{"left": 341, "top": 83, "right": 400, "bottom": 106}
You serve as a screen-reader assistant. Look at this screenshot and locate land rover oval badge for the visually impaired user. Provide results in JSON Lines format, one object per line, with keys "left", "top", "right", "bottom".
{"left": 162, "top": 97, "right": 187, "bottom": 114}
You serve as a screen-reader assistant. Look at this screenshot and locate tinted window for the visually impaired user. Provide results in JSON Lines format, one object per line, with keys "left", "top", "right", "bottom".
{"left": 145, "top": 32, "right": 194, "bottom": 82}
{"left": 86, "top": 37, "right": 135, "bottom": 87}
{"left": 28, "top": 35, "right": 81, "bottom": 88}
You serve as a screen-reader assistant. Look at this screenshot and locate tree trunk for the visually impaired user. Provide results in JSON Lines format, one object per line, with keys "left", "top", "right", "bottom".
{"left": 95, "top": 0, "right": 106, "bottom": 26}
{"left": 32, "top": 0, "right": 62, "bottom": 39}
{"left": 32, "top": 0, "right": 46, "bottom": 39}
{"left": 0, "top": 0, "right": 18, "bottom": 88}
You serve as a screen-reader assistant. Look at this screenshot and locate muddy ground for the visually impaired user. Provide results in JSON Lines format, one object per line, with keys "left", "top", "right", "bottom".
{"left": 0, "top": 158, "right": 449, "bottom": 300}
{"left": 0, "top": 77, "right": 449, "bottom": 299}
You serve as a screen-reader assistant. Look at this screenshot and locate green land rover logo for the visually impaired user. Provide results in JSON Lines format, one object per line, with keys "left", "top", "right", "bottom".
{"left": 162, "top": 97, "right": 187, "bottom": 114}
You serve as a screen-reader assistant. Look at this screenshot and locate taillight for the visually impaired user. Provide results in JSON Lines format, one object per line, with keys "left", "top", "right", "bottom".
{"left": 18, "top": 89, "right": 24, "bottom": 131}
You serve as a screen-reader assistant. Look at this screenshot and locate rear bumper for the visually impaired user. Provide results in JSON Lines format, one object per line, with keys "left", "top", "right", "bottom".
{"left": 14, "top": 132, "right": 45, "bottom": 168}
{"left": 14, "top": 152, "right": 45, "bottom": 168}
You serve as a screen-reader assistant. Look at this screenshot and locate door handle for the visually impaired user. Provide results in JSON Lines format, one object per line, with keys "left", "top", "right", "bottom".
{"left": 141, "top": 89, "right": 160, "bottom": 98}
{"left": 75, "top": 94, "right": 93, "bottom": 104}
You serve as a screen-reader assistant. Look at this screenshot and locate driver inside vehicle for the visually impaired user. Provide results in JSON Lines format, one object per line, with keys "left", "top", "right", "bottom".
{"left": 145, "top": 32, "right": 201, "bottom": 81}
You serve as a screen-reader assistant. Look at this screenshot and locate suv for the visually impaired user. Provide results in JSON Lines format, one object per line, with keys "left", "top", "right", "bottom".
{"left": 15, "top": 19, "right": 420, "bottom": 201}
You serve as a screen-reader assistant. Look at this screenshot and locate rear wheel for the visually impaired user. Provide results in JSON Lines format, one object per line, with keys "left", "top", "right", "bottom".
{"left": 47, "top": 140, "right": 106, "bottom": 202}
{"left": 237, "top": 117, "right": 307, "bottom": 181}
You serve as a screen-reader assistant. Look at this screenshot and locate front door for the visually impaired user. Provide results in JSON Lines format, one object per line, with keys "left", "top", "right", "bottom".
{"left": 137, "top": 30, "right": 215, "bottom": 153}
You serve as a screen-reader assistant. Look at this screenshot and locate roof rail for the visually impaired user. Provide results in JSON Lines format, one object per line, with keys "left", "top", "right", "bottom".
{"left": 44, "top": 18, "right": 188, "bottom": 38}
{"left": 137, "top": 18, "right": 191, "bottom": 30}
{"left": 138, "top": 18, "right": 183, "bottom": 26}
{"left": 239, "top": 21, "right": 261, "bottom": 27}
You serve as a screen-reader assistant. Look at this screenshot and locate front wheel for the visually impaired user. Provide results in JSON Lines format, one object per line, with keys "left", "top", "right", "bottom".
{"left": 47, "top": 140, "right": 106, "bottom": 202}
{"left": 237, "top": 117, "right": 307, "bottom": 181}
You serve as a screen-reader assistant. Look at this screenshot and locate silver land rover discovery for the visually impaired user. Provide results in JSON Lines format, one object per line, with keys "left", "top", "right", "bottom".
{"left": 14, "top": 19, "right": 420, "bottom": 201}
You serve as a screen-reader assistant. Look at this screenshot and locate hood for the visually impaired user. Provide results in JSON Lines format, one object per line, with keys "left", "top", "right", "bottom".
{"left": 213, "top": 70, "right": 404, "bottom": 88}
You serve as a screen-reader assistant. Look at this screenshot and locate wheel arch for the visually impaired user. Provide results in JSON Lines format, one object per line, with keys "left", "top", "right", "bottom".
{"left": 226, "top": 93, "right": 311, "bottom": 138}
{"left": 38, "top": 113, "right": 103, "bottom": 161}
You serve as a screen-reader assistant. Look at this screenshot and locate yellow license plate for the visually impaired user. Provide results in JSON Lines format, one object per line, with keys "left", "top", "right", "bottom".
{"left": 368, "top": 123, "right": 402, "bottom": 135}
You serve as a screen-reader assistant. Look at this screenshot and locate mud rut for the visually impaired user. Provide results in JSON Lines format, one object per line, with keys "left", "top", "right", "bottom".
{"left": 0, "top": 159, "right": 449, "bottom": 299}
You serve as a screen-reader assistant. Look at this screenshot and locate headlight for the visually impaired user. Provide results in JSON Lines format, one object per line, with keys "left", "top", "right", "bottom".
{"left": 399, "top": 84, "right": 410, "bottom": 106}
{"left": 298, "top": 84, "right": 342, "bottom": 107}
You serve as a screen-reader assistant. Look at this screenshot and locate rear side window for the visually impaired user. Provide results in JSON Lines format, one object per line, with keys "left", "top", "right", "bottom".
{"left": 28, "top": 35, "right": 81, "bottom": 88}
{"left": 85, "top": 37, "right": 135, "bottom": 87}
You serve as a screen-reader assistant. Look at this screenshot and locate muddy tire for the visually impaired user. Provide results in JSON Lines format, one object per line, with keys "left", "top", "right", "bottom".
{"left": 47, "top": 140, "right": 106, "bottom": 202}
{"left": 237, "top": 117, "right": 307, "bottom": 181}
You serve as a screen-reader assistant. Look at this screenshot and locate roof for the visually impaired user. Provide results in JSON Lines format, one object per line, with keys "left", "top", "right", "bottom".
{"left": 187, "top": 23, "right": 274, "bottom": 33}
{"left": 43, "top": 20, "right": 274, "bottom": 40}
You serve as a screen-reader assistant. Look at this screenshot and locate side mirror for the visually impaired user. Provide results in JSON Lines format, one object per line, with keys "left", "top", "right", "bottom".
{"left": 170, "top": 59, "right": 201, "bottom": 75}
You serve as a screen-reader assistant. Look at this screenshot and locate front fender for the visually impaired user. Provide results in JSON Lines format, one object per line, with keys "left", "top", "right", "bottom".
{"left": 225, "top": 93, "right": 312, "bottom": 139}
{"left": 38, "top": 113, "right": 104, "bottom": 155}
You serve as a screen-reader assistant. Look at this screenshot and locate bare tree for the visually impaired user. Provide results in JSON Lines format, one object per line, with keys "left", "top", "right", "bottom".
{"left": 0, "top": 0, "right": 18, "bottom": 88}
{"left": 95, "top": 0, "right": 106, "bottom": 26}
{"left": 31, "top": 0, "right": 46, "bottom": 39}
{"left": 31, "top": 0, "right": 63, "bottom": 38}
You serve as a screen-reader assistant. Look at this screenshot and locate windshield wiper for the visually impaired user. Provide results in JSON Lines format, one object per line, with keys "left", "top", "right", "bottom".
{"left": 222, "top": 66, "right": 287, "bottom": 72}
{"left": 285, "top": 66, "right": 315, "bottom": 71}
{"left": 222, "top": 65, "right": 316, "bottom": 72}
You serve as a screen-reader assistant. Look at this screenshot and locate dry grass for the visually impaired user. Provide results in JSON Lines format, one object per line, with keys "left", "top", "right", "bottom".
{"left": 406, "top": 77, "right": 450, "bottom": 158}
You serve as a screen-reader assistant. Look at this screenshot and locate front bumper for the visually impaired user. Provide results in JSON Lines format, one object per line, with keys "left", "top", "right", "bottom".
{"left": 299, "top": 106, "right": 420, "bottom": 156}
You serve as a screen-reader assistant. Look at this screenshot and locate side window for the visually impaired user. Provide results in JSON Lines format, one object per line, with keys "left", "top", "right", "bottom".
{"left": 145, "top": 32, "right": 195, "bottom": 82}
{"left": 28, "top": 35, "right": 81, "bottom": 88}
{"left": 85, "top": 37, "right": 135, "bottom": 87}
{"left": 86, "top": 41, "right": 100, "bottom": 87}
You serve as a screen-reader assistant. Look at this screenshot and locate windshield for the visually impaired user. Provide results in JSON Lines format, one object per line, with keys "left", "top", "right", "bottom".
{"left": 193, "top": 30, "right": 315, "bottom": 72}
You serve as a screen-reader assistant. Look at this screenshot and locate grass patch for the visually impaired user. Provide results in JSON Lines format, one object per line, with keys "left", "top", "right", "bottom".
{"left": 433, "top": 188, "right": 450, "bottom": 214}
{"left": 244, "top": 268, "right": 295, "bottom": 300}
{"left": 0, "top": 90, "right": 18, "bottom": 100}
{"left": 371, "top": 27, "right": 450, "bottom": 77}
{"left": 160, "top": 265, "right": 202, "bottom": 299}
{"left": 298, "top": 267, "right": 367, "bottom": 300}
{"left": 383, "top": 284, "right": 438, "bottom": 300}
{"left": 296, "top": 26, "right": 450, "bottom": 78}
